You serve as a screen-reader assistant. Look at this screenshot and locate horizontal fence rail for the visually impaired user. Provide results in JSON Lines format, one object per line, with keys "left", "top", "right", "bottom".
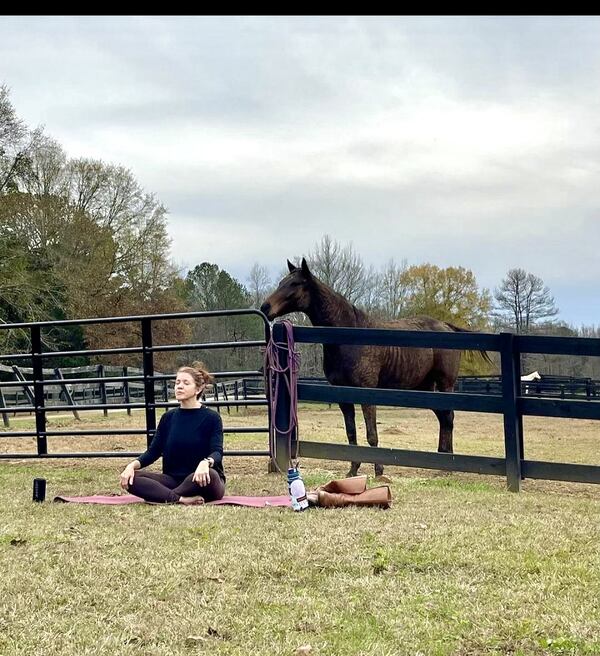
{"left": 293, "top": 325, "right": 502, "bottom": 350}
{"left": 298, "top": 441, "right": 508, "bottom": 476}
{"left": 0, "top": 309, "right": 272, "bottom": 460}
{"left": 298, "top": 383, "right": 505, "bottom": 413}
{"left": 0, "top": 450, "right": 272, "bottom": 460}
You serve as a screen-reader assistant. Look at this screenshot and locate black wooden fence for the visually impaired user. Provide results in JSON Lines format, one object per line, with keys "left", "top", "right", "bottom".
{"left": 2, "top": 312, "right": 600, "bottom": 492}
{"left": 270, "top": 323, "right": 600, "bottom": 492}
{"left": 0, "top": 310, "right": 271, "bottom": 460}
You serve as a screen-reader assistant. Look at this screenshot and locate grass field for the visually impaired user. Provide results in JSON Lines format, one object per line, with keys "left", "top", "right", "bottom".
{"left": 1, "top": 404, "right": 599, "bottom": 655}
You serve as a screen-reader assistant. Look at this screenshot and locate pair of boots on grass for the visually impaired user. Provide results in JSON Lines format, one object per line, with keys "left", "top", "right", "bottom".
{"left": 307, "top": 475, "right": 391, "bottom": 509}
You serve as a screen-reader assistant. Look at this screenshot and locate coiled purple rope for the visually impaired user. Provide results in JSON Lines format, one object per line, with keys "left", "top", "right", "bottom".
{"left": 264, "top": 320, "right": 300, "bottom": 471}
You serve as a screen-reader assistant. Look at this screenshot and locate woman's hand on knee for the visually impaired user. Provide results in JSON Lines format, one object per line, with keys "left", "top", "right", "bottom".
{"left": 192, "top": 461, "right": 210, "bottom": 487}
{"left": 119, "top": 464, "right": 136, "bottom": 489}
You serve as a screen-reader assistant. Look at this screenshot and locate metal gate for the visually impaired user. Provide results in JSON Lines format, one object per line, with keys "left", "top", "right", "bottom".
{"left": 0, "top": 310, "right": 270, "bottom": 459}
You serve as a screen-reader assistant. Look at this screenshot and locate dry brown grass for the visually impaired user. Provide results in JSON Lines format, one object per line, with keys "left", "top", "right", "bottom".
{"left": 1, "top": 404, "right": 599, "bottom": 655}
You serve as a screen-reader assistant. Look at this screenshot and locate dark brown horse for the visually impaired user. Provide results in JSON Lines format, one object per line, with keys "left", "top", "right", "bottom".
{"left": 261, "top": 258, "right": 481, "bottom": 478}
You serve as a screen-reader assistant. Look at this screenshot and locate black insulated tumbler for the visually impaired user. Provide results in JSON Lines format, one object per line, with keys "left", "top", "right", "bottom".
{"left": 33, "top": 478, "right": 46, "bottom": 502}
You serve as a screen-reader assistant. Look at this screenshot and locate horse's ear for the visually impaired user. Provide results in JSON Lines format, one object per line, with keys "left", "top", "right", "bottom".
{"left": 287, "top": 259, "right": 297, "bottom": 273}
{"left": 301, "top": 257, "right": 312, "bottom": 278}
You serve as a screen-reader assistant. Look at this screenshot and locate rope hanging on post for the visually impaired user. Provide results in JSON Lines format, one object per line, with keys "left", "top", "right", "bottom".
{"left": 264, "top": 320, "right": 300, "bottom": 471}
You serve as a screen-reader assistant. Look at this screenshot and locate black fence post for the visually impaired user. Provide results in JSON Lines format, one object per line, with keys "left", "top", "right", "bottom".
{"left": 514, "top": 349, "right": 525, "bottom": 474}
{"left": 31, "top": 325, "right": 47, "bottom": 456}
{"left": 0, "top": 388, "right": 9, "bottom": 427}
{"left": 221, "top": 383, "right": 230, "bottom": 415}
{"left": 262, "top": 322, "right": 277, "bottom": 473}
{"left": 141, "top": 319, "right": 156, "bottom": 448}
{"left": 211, "top": 380, "right": 218, "bottom": 412}
{"left": 271, "top": 322, "right": 296, "bottom": 472}
{"left": 123, "top": 366, "right": 131, "bottom": 416}
{"left": 98, "top": 364, "right": 108, "bottom": 417}
{"left": 500, "top": 332, "right": 522, "bottom": 492}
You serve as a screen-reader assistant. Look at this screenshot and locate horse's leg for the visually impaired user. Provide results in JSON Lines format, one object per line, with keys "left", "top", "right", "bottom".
{"left": 339, "top": 403, "right": 360, "bottom": 477}
{"left": 433, "top": 377, "right": 455, "bottom": 453}
{"left": 433, "top": 409, "right": 454, "bottom": 453}
{"left": 416, "top": 375, "right": 453, "bottom": 454}
{"left": 361, "top": 404, "right": 384, "bottom": 478}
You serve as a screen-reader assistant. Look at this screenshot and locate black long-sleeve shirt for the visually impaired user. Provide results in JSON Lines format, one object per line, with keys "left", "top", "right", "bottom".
{"left": 137, "top": 407, "right": 225, "bottom": 482}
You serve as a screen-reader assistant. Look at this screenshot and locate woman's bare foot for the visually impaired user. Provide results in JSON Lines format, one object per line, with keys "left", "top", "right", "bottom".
{"left": 178, "top": 495, "right": 205, "bottom": 506}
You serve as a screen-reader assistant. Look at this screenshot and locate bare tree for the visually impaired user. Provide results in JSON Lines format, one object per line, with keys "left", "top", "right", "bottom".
{"left": 376, "top": 258, "right": 410, "bottom": 320}
{"left": 61, "top": 159, "right": 174, "bottom": 295}
{"left": 20, "top": 135, "right": 68, "bottom": 198}
{"left": 0, "top": 85, "right": 43, "bottom": 194}
{"left": 306, "top": 234, "right": 368, "bottom": 304}
{"left": 494, "top": 268, "right": 559, "bottom": 333}
{"left": 356, "top": 264, "right": 381, "bottom": 316}
{"left": 247, "top": 262, "right": 271, "bottom": 308}
{"left": 64, "top": 158, "right": 109, "bottom": 213}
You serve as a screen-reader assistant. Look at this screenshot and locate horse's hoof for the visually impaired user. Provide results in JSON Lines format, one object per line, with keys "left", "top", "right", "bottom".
{"left": 375, "top": 475, "right": 393, "bottom": 484}
{"left": 346, "top": 471, "right": 359, "bottom": 478}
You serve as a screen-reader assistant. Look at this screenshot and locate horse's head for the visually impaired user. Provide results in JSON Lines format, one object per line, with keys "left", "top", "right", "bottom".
{"left": 260, "top": 258, "right": 314, "bottom": 321}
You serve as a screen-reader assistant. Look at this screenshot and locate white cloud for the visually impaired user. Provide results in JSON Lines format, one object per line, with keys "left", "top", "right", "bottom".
{"left": 2, "top": 16, "right": 600, "bottom": 324}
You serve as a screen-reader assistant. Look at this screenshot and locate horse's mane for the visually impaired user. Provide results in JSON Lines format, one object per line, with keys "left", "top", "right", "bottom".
{"left": 313, "top": 277, "right": 373, "bottom": 328}
{"left": 352, "top": 304, "right": 371, "bottom": 327}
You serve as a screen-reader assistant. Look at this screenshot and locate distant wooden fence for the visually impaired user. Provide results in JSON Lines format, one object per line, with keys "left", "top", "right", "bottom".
{"left": 4, "top": 361, "right": 594, "bottom": 429}
{"left": 457, "top": 375, "right": 599, "bottom": 399}
{"left": 0, "top": 363, "right": 269, "bottom": 426}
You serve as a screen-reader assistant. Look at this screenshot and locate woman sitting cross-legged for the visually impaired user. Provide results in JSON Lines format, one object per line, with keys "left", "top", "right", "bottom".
{"left": 119, "top": 361, "right": 225, "bottom": 505}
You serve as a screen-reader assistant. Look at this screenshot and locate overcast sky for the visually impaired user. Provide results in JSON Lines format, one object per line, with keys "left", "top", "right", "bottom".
{"left": 1, "top": 16, "right": 599, "bottom": 325}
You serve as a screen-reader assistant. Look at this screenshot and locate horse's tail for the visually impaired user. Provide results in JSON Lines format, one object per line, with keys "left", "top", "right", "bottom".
{"left": 446, "top": 322, "right": 494, "bottom": 367}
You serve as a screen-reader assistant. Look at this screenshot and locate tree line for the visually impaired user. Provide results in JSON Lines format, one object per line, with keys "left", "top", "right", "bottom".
{"left": 1, "top": 86, "right": 597, "bottom": 378}
{"left": 251, "top": 235, "right": 598, "bottom": 378}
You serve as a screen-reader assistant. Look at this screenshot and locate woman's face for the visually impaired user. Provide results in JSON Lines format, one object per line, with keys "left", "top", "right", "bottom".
{"left": 174, "top": 371, "right": 203, "bottom": 402}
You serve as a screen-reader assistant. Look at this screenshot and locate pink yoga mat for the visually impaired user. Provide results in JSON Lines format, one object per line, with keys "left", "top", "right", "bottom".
{"left": 54, "top": 494, "right": 291, "bottom": 507}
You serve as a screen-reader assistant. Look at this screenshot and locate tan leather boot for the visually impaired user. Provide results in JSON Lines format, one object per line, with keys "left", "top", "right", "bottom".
{"left": 318, "top": 475, "right": 368, "bottom": 495}
{"left": 317, "top": 485, "right": 391, "bottom": 509}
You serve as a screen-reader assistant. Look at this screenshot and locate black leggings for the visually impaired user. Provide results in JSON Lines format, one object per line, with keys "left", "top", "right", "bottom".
{"left": 128, "top": 469, "right": 225, "bottom": 504}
